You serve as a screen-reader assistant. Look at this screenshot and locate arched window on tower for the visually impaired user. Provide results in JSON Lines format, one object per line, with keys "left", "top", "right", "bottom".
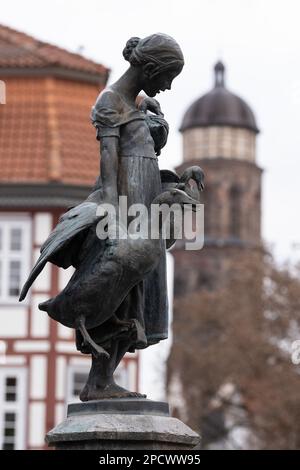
{"left": 229, "top": 185, "right": 242, "bottom": 239}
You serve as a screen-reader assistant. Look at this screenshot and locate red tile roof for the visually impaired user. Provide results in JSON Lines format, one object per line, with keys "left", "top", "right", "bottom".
{"left": 0, "top": 25, "right": 109, "bottom": 187}
{"left": 0, "top": 24, "right": 109, "bottom": 77}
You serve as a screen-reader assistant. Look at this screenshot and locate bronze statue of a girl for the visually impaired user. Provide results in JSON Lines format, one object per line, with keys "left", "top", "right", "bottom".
{"left": 20, "top": 34, "right": 203, "bottom": 400}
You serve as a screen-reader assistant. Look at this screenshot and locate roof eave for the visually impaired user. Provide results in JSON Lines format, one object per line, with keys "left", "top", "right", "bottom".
{"left": 0, "top": 182, "right": 93, "bottom": 208}
{"left": 0, "top": 65, "right": 109, "bottom": 86}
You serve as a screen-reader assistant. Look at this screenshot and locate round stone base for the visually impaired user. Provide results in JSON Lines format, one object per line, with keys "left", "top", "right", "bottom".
{"left": 46, "top": 398, "right": 200, "bottom": 450}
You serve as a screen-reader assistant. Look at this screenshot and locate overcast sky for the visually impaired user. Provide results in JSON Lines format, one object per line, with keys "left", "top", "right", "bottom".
{"left": 2, "top": 0, "right": 300, "bottom": 261}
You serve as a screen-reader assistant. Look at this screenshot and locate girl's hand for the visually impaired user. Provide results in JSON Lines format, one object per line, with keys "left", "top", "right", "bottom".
{"left": 138, "top": 97, "right": 164, "bottom": 117}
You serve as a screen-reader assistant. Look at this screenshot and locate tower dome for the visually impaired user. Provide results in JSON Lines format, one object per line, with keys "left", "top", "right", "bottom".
{"left": 180, "top": 61, "right": 259, "bottom": 133}
{"left": 180, "top": 61, "right": 259, "bottom": 163}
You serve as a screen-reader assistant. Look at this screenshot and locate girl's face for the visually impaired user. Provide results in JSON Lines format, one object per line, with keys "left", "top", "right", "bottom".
{"left": 142, "top": 63, "right": 183, "bottom": 97}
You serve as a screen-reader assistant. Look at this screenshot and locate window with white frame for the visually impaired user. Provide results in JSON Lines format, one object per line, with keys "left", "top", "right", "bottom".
{"left": 0, "top": 217, "right": 31, "bottom": 303}
{"left": 0, "top": 368, "right": 27, "bottom": 450}
{"left": 67, "top": 364, "right": 129, "bottom": 403}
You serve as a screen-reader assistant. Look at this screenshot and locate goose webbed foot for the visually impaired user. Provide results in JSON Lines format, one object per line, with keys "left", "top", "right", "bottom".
{"left": 111, "top": 316, "right": 147, "bottom": 348}
{"left": 111, "top": 315, "right": 135, "bottom": 331}
{"left": 78, "top": 316, "right": 110, "bottom": 359}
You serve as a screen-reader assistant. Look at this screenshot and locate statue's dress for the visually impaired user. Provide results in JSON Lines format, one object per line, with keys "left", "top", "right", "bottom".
{"left": 81, "top": 88, "right": 168, "bottom": 352}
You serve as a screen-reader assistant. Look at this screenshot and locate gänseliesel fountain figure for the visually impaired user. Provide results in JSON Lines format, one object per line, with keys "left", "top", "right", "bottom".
{"left": 19, "top": 33, "right": 204, "bottom": 415}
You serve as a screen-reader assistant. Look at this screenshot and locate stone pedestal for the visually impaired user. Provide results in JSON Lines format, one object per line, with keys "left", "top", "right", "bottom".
{"left": 46, "top": 398, "right": 200, "bottom": 450}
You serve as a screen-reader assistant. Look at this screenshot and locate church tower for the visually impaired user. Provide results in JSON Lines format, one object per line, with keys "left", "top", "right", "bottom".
{"left": 173, "top": 61, "right": 262, "bottom": 295}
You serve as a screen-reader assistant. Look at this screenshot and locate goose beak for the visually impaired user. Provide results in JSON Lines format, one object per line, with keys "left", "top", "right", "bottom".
{"left": 199, "top": 179, "right": 205, "bottom": 191}
{"left": 195, "top": 171, "right": 205, "bottom": 192}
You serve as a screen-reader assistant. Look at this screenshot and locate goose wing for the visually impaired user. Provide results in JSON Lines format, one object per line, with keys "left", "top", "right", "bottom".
{"left": 19, "top": 196, "right": 101, "bottom": 301}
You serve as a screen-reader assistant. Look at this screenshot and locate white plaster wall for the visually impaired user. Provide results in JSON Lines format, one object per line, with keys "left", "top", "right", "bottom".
{"left": 30, "top": 355, "right": 47, "bottom": 399}
{"left": 58, "top": 266, "right": 74, "bottom": 291}
{"left": 57, "top": 323, "right": 73, "bottom": 340}
{"left": 14, "top": 340, "right": 50, "bottom": 352}
{"left": 55, "top": 356, "right": 66, "bottom": 401}
{"left": 0, "top": 355, "right": 26, "bottom": 366}
{"left": 0, "top": 306, "right": 28, "bottom": 337}
{"left": 55, "top": 403, "right": 66, "bottom": 425}
{"left": 29, "top": 402, "right": 45, "bottom": 448}
{"left": 69, "top": 357, "right": 90, "bottom": 366}
{"left": 33, "top": 248, "right": 51, "bottom": 292}
{"left": 31, "top": 294, "right": 49, "bottom": 337}
{"left": 55, "top": 342, "right": 77, "bottom": 354}
{"left": 34, "top": 213, "right": 52, "bottom": 246}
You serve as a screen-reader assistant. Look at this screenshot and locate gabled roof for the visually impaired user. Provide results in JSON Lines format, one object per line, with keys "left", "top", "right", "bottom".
{"left": 0, "top": 24, "right": 109, "bottom": 189}
{"left": 0, "top": 24, "right": 109, "bottom": 83}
